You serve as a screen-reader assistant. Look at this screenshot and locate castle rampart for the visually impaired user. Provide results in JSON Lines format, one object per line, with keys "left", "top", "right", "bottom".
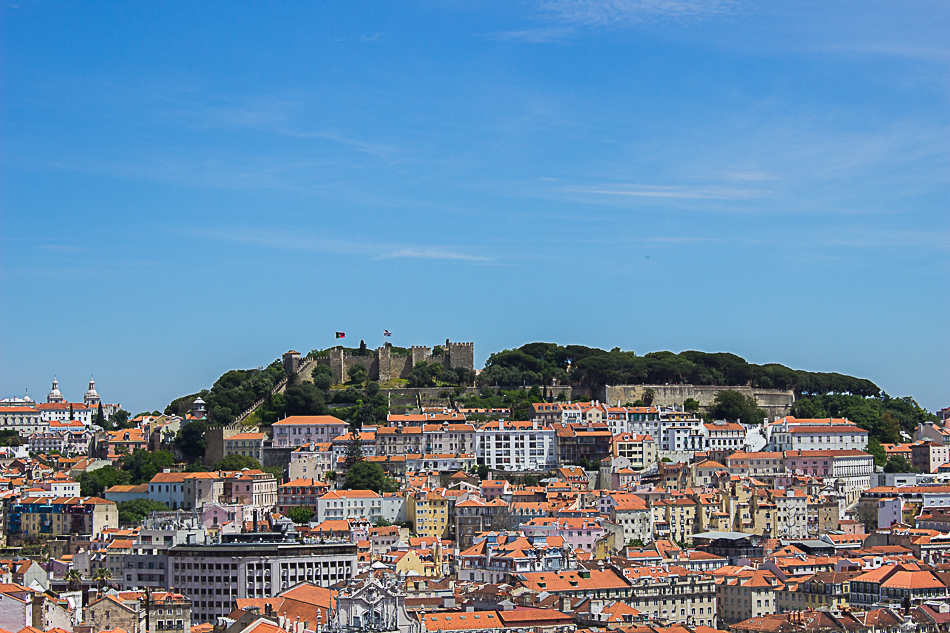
{"left": 306, "top": 340, "right": 474, "bottom": 384}
{"left": 602, "top": 384, "right": 795, "bottom": 421}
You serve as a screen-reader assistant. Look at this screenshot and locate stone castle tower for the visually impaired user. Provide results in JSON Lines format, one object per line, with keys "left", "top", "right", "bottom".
{"left": 317, "top": 339, "right": 474, "bottom": 384}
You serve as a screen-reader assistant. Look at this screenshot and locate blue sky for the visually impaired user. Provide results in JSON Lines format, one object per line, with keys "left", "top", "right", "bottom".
{"left": 1, "top": 1, "right": 947, "bottom": 414}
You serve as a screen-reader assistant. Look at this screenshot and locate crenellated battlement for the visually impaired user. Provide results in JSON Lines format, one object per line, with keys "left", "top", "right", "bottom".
{"left": 305, "top": 338, "right": 474, "bottom": 384}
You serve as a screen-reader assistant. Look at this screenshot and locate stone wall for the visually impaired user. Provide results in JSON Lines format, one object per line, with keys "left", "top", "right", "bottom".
{"left": 602, "top": 384, "right": 795, "bottom": 421}
{"left": 203, "top": 424, "right": 258, "bottom": 466}
{"left": 308, "top": 340, "right": 474, "bottom": 384}
{"left": 261, "top": 447, "right": 294, "bottom": 472}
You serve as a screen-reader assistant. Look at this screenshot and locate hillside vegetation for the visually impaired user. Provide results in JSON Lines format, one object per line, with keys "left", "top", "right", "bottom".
{"left": 164, "top": 342, "right": 936, "bottom": 463}
{"left": 479, "top": 343, "right": 881, "bottom": 396}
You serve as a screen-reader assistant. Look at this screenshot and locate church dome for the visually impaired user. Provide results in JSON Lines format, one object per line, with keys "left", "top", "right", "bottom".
{"left": 47, "top": 377, "right": 66, "bottom": 403}
{"left": 84, "top": 377, "right": 100, "bottom": 405}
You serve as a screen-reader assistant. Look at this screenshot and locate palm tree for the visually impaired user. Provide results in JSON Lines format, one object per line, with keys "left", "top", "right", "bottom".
{"left": 93, "top": 567, "right": 112, "bottom": 592}
{"left": 65, "top": 569, "right": 82, "bottom": 592}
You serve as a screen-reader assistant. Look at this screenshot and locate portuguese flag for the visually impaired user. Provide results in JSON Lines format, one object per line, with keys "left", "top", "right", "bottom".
{"left": 335, "top": 332, "right": 345, "bottom": 338}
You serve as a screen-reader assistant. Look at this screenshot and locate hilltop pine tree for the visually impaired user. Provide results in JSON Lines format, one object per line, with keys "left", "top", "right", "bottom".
{"left": 94, "top": 402, "right": 106, "bottom": 428}
{"left": 344, "top": 429, "right": 364, "bottom": 470}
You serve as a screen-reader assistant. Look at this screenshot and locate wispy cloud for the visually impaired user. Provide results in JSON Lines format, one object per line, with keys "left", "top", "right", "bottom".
{"left": 718, "top": 170, "right": 780, "bottom": 182}
{"left": 185, "top": 227, "right": 493, "bottom": 263}
{"left": 480, "top": 26, "right": 576, "bottom": 43}
{"left": 479, "top": 0, "right": 739, "bottom": 42}
{"left": 578, "top": 183, "right": 770, "bottom": 200}
{"left": 279, "top": 129, "right": 398, "bottom": 159}
{"left": 539, "top": 0, "right": 740, "bottom": 26}
{"left": 375, "top": 248, "right": 491, "bottom": 262}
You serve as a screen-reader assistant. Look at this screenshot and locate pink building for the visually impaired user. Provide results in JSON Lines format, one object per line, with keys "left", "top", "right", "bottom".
{"left": 519, "top": 516, "right": 605, "bottom": 552}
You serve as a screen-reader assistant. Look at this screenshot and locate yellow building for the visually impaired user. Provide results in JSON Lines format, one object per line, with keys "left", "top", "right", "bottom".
{"left": 407, "top": 491, "right": 449, "bottom": 539}
{"left": 652, "top": 498, "right": 698, "bottom": 544}
{"left": 797, "top": 571, "right": 857, "bottom": 610}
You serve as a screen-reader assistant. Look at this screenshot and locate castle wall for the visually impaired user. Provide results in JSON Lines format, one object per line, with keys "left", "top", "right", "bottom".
{"left": 447, "top": 342, "right": 474, "bottom": 370}
{"left": 341, "top": 353, "right": 378, "bottom": 383}
{"left": 378, "top": 346, "right": 392, "bottom": 382}
{"left": 311, "top": 341, "right": 474, "bottom": 384}
{"left": 392, "top": 356, "right": 410, "bottom": 380}
{"left": 601, "top": 384, "right": 795, "bottom": 421}
{"left": 203, "top": 425, "right": 255, "bottom": 466}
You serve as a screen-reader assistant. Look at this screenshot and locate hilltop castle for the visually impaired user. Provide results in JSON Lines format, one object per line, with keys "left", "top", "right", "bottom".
{"left": 283, "top": 339, "right": 474, "bottom": 384}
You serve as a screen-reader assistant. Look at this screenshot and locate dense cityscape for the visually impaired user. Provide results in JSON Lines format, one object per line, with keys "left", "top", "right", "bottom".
{"left": 4, "top": 2, "right": 946, "bottom": 633}
{"left": 0, "top": 341, "right": 946, "bottom": 633}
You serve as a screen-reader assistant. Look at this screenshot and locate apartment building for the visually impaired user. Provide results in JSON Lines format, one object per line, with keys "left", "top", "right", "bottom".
{"left": 316, "top": 489, "right": 383, "bottom": 522}
{"left": 408, "top": 490, "right": 450, "bottom": 539}
{"left": 620, "top": 565, "right": 718, "bottom": 626}
{"left": 288, "top": 442, "right": 334, "bottom": 480}
{"left": 726, "top": 452, "right": 786, "bottom": 484}
{"left": 477, "top": 420, "right": 557, "bottom": 471}
{"left": 604, "top": 406, "right": 659, "bottom": 436}
{"left": 912, "top": 441, "right": 950, "bottom": 474}
{"left": 277, "top": 478, "right": 330, "bottom": 514}
{"left": 8, "top": 495, "right": 117, "bottom": 539}
{"left": 223, "top": 432, "right": 266, "bottom": 462}
{"left": 612, "top": 433, "right": 657, "bottom": 469}
{"left": 767, "top": 417, "right": 868, "bottom": 452}
{"left": 652, "top": 498, "right": 699, "bottom": 545}
{"left": 553, "top": 423, "right": 612, "bottom": 465}
{"left": 458, "top": 531, "right": 574, "bottom": 583}
{"left": 604, "top": 493, "right": 653, "bottom": 546}
{"left": 519, "top": 517, "right": 605, "bottom": 552}
{"left": 717, "top": 569, "right": 783, "bottom": 625}
{"left": 376, "top": 423, "right": 476, "bottom": 457}
{"left": 705, "top": 421, "right": 746, "bottom": 452}
{"left": 169, "top": 538, "right": 357, "bottom": 624}
{"left": 86, "top": 590, "right": 192, "bottom": 633}
{"left": 36, "top": 401, "right": 92, "bottom": 425}
{"left": 783, "top": 449, "right": 873, "bottom": 504}
{"left": 455, "top": 498, "right": 516, "bottom": 549}
{"left": 272, "top": 415, "right": 349, "bottom": 448}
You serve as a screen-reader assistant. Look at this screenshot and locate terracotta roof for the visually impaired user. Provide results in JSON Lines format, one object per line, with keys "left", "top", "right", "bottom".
{"left": 421, "top": 611, "right": 503, "bottom": 631}
{"left": 272, "top": 415, "right": 347, "bottom": 426}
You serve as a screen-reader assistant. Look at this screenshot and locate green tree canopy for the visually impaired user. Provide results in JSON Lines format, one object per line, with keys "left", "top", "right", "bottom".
{"left": 284, "top": 382, "right": 328, "bottom": 416}
{"left": 288, "top": 506, "right": 315, "bottom": 524}
{"left": 478, "top": 342, "right": 882, "bottom": 398}
{"left": 121, "top": 449, "right": 175, "bottom": 485}
{"left": 343, "top": 461, "right": 398, "bottom": 493}
{"left": 683, "top": 398, "right": 701, "bottom": 413}
{"left": 866, "top": 438, "right": 887, "bottom": 467}
{"left": 111, "top": 409, "right": 132, "bottom": 429}
{"left": 348, "top": 363, "right": 368, "bottom": 384}
{"left": 884, "top": 455, "right": 917, "bottom": 473}
{"left": 78, "top": 466, "right": 131, "bottom": 497}
{"left": 165, "top": 360, "right": 286, "bottom": 424}
{"left": 213, "top": 454, "right": 262, "bottom": 471}
{"left": 708, "top": 390, "right": 767, "bottom": 424}
{"left": 117, "top": 499, "right": 170, "bottom": 523}
{"left": 174, "top": 420, "right": 208, "bottom": 461}
{"left": 0, "top": 430, "right": 23, "bottom": 447}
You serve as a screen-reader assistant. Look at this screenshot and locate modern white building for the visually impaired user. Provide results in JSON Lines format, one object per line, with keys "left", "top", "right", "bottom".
{"left": 37, "top": 402, "right": 92, "bottom": 425}
{"left": 704, "top": 420, "right": 746, "bottom": 452}
{"left": 316, "top": 489, "right": 384, "bottom": 522}
{"left": 169, "top": 539, "right": 357, "bottom": 625}
{"left": 475, "top": 420, "right": 557, "bottom": 471}
{"left": 767, "top": 416, "right": 869, "bottom": 452}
